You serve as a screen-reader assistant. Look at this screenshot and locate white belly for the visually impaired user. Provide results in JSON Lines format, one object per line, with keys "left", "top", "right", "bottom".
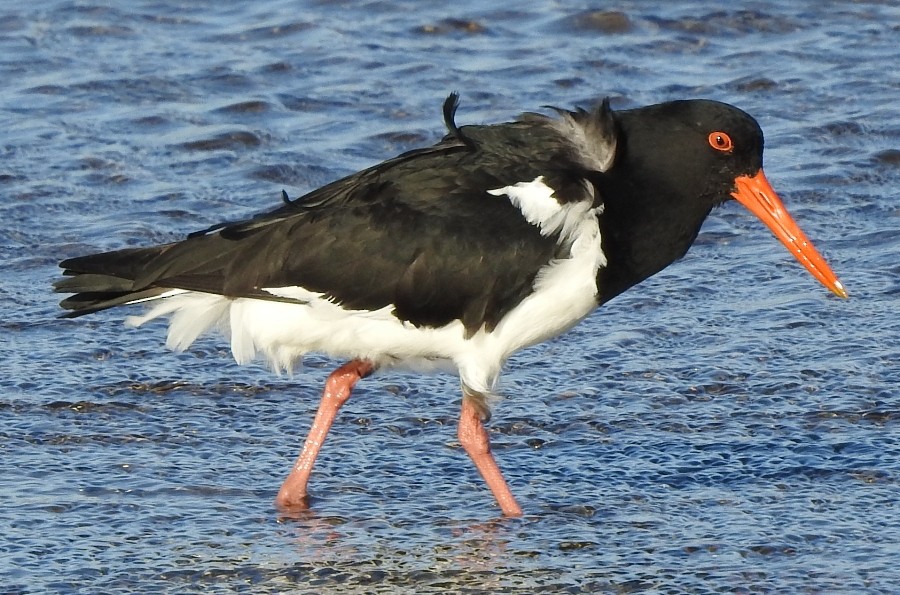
{"left": 125, "top": 177, "right": 606, "bottom": 397}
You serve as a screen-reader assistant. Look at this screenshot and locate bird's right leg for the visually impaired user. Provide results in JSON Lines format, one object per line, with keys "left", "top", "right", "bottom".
{"left": 457, "top": 390, "right": 523, "bottom": 517}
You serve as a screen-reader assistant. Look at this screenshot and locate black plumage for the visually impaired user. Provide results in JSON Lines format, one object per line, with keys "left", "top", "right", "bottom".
{"left": 57, "top": 94, "right": 618, "bottom": 335}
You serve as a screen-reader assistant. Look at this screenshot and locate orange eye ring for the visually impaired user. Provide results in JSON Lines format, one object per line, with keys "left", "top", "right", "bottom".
{"left": 708, "top": 131, "right": 733, "bottom": 152}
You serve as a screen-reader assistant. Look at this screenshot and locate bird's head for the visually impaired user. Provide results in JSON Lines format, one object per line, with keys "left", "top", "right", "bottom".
{"left": 613, "top": 99, "right": 847, "bottom": 298}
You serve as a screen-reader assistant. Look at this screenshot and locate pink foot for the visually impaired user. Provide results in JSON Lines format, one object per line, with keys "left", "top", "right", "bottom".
{"left": 274, "top": 359, "right": 374, "bottom": 510}
{"left": 458, "top": 395, "right": 523, "bottom": 517}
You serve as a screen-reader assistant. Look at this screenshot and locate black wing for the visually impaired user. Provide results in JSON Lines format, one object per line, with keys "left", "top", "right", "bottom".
{"left": 57, "top": 95, "right": 613, "bottom": 336}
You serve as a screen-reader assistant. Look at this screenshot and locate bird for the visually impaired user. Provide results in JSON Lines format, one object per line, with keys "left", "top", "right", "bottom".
{"left": 56, "top": 93, "right": 847, "bottom": 517}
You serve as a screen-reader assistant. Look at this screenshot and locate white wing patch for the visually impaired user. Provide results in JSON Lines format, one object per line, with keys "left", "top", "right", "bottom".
{"left": 488, "top": 176, "right": 561, "bottom": 233}
{"left": 488, "top": 176, "right": 600, "bottom": 247}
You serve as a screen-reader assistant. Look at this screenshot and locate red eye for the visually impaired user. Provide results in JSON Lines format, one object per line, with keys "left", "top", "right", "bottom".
{"left": 708, "top": 131, "right": 733, "bottom": 152}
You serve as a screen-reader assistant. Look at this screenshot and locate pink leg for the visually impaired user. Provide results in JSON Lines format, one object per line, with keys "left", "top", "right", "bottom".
{"left": 274, "top": 359, "right": 374, "bottom": 510}
{"left": 458, "top": 396, "right": 523, "bottom": 517}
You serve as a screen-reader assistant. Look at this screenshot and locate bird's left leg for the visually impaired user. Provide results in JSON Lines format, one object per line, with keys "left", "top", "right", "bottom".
{"left": 274, "top": 358, "right": 374, "bottom": 510}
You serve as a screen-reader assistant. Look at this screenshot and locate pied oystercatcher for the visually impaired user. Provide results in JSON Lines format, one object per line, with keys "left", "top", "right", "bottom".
{"left": 56, "top": 93, "right": 847, "bottom": 517}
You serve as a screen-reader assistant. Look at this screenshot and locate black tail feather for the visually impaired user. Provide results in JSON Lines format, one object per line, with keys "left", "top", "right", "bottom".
{"left": 56, "top": 245, "right": 173, "bottom": 317}
{"left": 54, "top": 273, "right": 135, "bottom": 294}
{"left": 59, "top": 245, "right": 169, "bottom": 279}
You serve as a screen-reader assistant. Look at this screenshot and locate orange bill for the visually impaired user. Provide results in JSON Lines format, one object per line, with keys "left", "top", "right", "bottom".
{"left": 731, "top": 170, "right": 848, "bottom": 298}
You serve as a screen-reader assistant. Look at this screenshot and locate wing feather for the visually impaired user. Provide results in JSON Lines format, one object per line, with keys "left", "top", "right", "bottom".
{"left": 57, "top": 95, "right": 617, "bottom": 335}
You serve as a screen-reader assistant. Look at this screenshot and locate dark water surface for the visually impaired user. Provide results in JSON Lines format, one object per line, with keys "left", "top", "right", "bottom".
{"left": 2, "top": 1, "right": 899, "bottom": 593}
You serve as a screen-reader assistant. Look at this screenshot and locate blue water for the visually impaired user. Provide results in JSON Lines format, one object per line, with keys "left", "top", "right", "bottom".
{"left": 2, "top": 1, "right": 898, "bottom": 592}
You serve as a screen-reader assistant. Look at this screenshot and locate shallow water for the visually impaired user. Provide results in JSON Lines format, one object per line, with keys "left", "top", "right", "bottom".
{"left": 2, "top": 0, "right": 899, "bottom": 593}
